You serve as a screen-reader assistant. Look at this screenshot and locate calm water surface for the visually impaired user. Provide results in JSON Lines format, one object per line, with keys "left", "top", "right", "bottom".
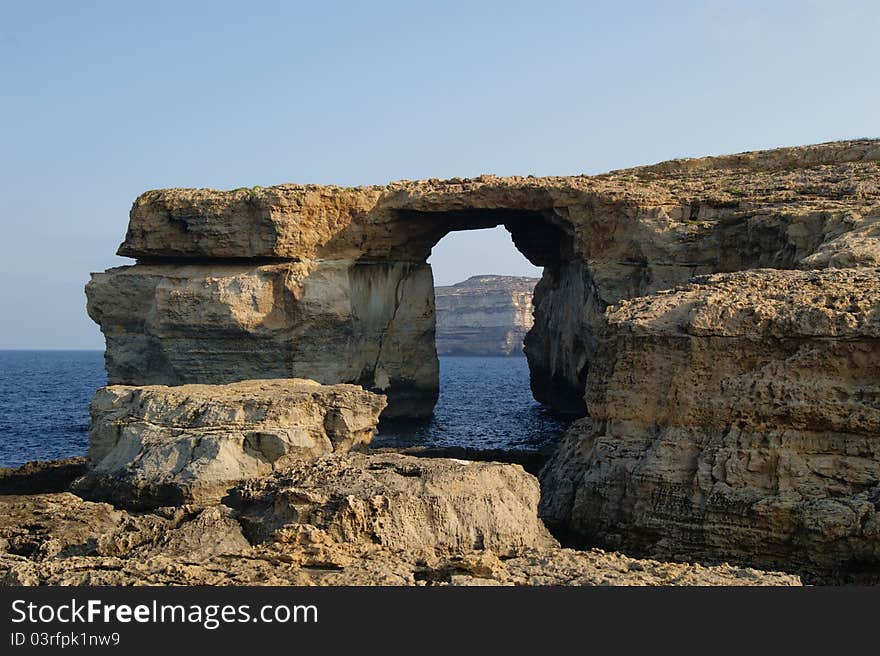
{"left": 0, "top": 350, "right": 106, "bottom": 467}
{"left": 373, "top": 356, "right": 571, "bottom": 451}
{"left": 0, "top": 352, "right": 569, "bottom": 468}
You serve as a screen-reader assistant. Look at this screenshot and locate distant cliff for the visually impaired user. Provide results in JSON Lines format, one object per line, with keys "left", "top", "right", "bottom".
{"left": 434, "top": 275, "right": 538, "bottom": 356}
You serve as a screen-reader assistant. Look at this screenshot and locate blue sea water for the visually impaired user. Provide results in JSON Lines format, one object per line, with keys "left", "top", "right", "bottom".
{"left": 0, "top": 352, "right": 569, "bottom": 468}
{"left": 373, "top": 356, "right": 571, "bottom": 451}
{"left": 0, "top": 350, "right": 106, "bottom": 467}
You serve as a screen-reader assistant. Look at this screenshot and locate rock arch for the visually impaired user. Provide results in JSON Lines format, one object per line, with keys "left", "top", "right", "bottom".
{"left": 87, "top": 140, "right": 880, "bottom": 577}
{"left": 90, "top": 191, "right": 588, "bottom": 418}
{"left": 383, "top": 206, "right": 584, "bottom": 412}
{"left": 88, "top": 141, "right": 880, "bottom": 421}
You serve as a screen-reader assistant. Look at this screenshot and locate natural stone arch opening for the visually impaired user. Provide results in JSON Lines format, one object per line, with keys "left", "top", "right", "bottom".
{"left": 88, "top": 195, "right": 594, "bottom": 423}
{"left": 430, "top": 227, "right": 541, "bottom": 357}
{"left": 389, "top": 208, "right": 574, "bottom": 265}
{"left": 366, "top": 206, "right": 586, "bottom": 419}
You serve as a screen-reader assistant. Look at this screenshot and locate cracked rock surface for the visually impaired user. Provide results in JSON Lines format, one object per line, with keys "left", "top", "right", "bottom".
{"left": 73, "top": 379, "right": 387, "bottom": 509}
{"left": 0, "top": 465, "right": 799, "bottom": 586}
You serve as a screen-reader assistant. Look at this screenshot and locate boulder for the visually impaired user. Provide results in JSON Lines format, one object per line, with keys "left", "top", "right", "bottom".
{"left": 74, "top": 379, "right": 386, "bottom": 509}
{"left": 232, "top": 452, "right": 558, "bottom": 555}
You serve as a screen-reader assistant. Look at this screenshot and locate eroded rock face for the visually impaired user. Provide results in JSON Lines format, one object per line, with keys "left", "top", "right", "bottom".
{"left": 539, "top": 268, "right": 880, "bottom": 582}
{"left": 88, "top": 139, "right": 880, "bottom": 417}
{"left": 118, "top": 186, "right": 385, "bottom": 261}
{"left": 435, "top": 275, "right": 537, "bottom": 356}
{"left": 87, "top": 260, "right": 437, "bottom": 417}
{"left": 232, "top": 452, "right": 557, "bottom": 555}
{"left": 0, "top": 493, "right": 250, "bottom": 566}
{"left": 74, "top": 379, "right": 387, "bottom": 509}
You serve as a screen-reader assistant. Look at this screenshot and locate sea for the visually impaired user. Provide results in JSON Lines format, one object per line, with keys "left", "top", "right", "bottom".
{"left": 0, "top": 351, "right": 571, "bottom": 468}
{"left": 373, "top": 356, "right": 571, "bottom": 451}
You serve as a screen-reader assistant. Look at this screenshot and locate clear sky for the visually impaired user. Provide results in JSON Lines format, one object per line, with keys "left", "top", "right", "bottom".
{"left": 1, "top": 1, "right": 877, "bottom": 348}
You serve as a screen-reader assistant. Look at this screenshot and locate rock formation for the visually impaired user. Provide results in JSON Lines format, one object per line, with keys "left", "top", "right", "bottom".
{"left": 435, "top": 275, "right": 537, "bottom": 356}
{"left": 232, "top": 452, "right": 556, "bottom": 554}
{"left": 0, "top": 461, "right": 800, "bottom": 586}
{"left": 0, "top": 457, "right": 86, "bottom": 495}
{"left": 88, "top": 139, "right": 880, "bottom": 417}
{"left": 82, "top": 138, "right": 880, "bottom": 580}
{"left": 87, "top": 261, "right": 437, "bottom": 418}
{"left": 74, "top": 379, "right": 386, "bottom": 509}
{"left": 540, "top": 268, "right": 880, "bottom": 582}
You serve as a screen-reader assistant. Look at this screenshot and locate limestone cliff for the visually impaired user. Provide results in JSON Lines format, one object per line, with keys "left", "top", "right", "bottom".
{"left": 540, "top": 268, "right": 880, "bottom": 582}
{"left": 87, "top": 261, "right": 436, "bottom": 418}
{"left": 434, "top": 275, "right": 537, "bottom": 356}
{"left": 84, "top": 139, "right": 880, "bottom": 579}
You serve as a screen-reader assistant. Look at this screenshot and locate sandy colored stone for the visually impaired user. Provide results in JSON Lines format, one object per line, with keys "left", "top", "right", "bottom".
{"left": 799, "top": 212, "right": 880, "bottom": 269}
{"left": 233, "top": 452, "right": 558, "bottom": 555}
{"left": 0, "top": 493, "right": 249, "bottom": 564}
{"left": 0, "top": 490, "right": 799, "bottom": 587}
{"left": 540, "top": 268, "right": 880, "bottom": 582}
{"left": 117, "top": 139, "right": 880, "bottom": 262}
{"left": 118, "top": 185, "right": 384, "bottom": 261}
{"left": 90, "top": 140, "right": 880, "bottom": 415}
{"left": 80, "top": 139, "right": 880, "bottom": 580}
{"left": 87, "top": 260, "right": 437, "bottom": 417}
{"left": 74, "top": 379, "right": 386, "bottom": 508}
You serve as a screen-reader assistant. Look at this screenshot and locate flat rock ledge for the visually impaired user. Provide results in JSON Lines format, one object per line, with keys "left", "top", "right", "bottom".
{"left": 0, "top": 478, "right": 799, "bottom": 586}
{"left": 72, "top": 379, "right": 387, "bottom": 509}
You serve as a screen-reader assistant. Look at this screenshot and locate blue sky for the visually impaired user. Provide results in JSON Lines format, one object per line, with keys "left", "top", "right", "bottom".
{"left": 1, "top": 1, "right": 878, "bottom": 348}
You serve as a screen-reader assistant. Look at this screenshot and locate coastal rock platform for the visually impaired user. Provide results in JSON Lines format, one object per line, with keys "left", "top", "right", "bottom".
{"left": 0, "top": 460, "right": 799, "bottom": 586}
